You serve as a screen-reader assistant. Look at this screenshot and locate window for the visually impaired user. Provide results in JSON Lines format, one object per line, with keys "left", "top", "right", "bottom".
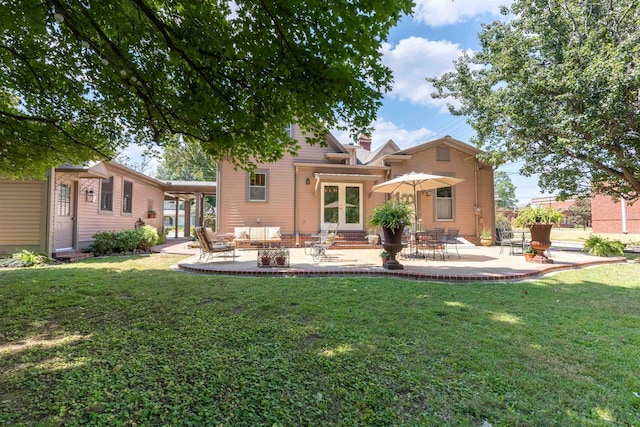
{"left": 100, "top": 177, "right": 113, "bottom": 211}
{"left": 123, "top": 180, "right": 133, "bottom": 213}
{"left": 435, "top": 186, "right": 454, "bottom": 220}
{"left": 285, "top": 124, "right": 293, "bottom": 137}
{"left": 436, "top": 146, "right": 450, "bottom": 161}
{"left": 247, "top": 171, "right": 268, "bottom": 202}
{"left": 57, "top": 184, "right": 71, "bottom": 216}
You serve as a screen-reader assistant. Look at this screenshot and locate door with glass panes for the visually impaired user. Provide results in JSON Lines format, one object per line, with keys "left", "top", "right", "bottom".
{"left": 320, "top": 183, "right": 362, "bottom": 230}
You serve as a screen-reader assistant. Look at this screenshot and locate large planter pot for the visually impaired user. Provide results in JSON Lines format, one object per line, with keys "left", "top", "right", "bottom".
{"left": 528, "top": 223, "right": 554, "bottom": 264}
{"left": 381, "top": 225, "right": 404, "bottom": 270}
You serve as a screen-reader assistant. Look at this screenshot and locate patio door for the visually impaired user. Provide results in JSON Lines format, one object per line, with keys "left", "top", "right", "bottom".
{"left": 53, "top": 180, "right": 76, "bottom": 251}
{"left": 321, "top": 183, "right": 362, "bottom": 230}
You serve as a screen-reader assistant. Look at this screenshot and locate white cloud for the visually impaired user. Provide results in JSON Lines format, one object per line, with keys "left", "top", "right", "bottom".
{"left": 371, "top": 119, "right": 436, "bottom": 149}
{"left": 413, "top": 0, "right": 509, "bottom": 27}
{"left": 332, "top": 119, "right": 436, "bottom": 150}
{"left": 381, "top": 36, "right": 468, "bottom": 107}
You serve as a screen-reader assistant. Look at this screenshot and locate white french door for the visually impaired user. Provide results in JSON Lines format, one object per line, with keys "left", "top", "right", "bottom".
{"left": 321, "top": 183, "right": 363, "bottom": 230}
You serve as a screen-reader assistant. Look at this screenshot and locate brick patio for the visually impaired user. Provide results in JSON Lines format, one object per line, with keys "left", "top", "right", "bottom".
{"left": 153, "top": 239, "right": 626, "bottom": 282}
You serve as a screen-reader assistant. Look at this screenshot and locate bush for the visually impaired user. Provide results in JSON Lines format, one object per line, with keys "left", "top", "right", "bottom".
{"left": 581, "top": 235, "right": 625, "bottom": 257}
{"left": 137, "top": 225, "right": 161, "bottom": 251}
{"left": 91, "top": 227, "right": 160, "bottom": 256}
{"left": 0, "top": 249, "right": 49, "bottom": 268}
{"left": 496, "top": 213, "right": 512, "bottom": 231}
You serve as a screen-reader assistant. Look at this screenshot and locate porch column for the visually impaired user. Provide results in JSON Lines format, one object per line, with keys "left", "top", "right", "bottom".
{"left": 184, "top": 198, "right": 192, "bottom": 238}
{"left": 195, "top": 192, "right": 203, "bottom": 227}
{"left": 174, "top": 196, "right": 179, "bottom": 238}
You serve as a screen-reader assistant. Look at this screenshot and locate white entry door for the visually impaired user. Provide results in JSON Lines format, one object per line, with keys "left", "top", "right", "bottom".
{"left": 53, "top": 181, "right": 75, "bottom": 251}
{"left": 321, "top": 183, "right": 363, "bottom": 230}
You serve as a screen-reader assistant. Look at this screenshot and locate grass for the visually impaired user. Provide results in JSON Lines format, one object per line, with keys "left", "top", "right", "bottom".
{"left": 551, "top": 227, "right": 640, "bottom": 244}
{"left": 1, "top": 254, "right": 639, "bottom": 426}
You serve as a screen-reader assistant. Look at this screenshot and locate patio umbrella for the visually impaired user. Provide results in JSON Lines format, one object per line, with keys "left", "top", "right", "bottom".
{"left": 371, "top": 171, "right": 464, "bottom": 231}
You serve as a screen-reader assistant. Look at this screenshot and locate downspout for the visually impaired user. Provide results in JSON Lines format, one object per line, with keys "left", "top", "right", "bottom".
{"left": 621, "top": 197, "right": 628, "bottom": 234}
{"left": 44, "top": 168, "right": 55, "bottom": 257}
{"left": 294, "top": 166, "right": 299, "bottom": 246}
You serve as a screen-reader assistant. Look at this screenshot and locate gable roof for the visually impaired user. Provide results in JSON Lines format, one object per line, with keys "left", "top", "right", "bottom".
{"left": 396, "top": 135, "right": 482, "bottom": 156}
{"left": 354, "top": 139, "right": 401, "bottom": 164}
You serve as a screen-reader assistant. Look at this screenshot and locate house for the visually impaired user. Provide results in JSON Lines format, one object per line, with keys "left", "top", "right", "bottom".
{"left": 0, "top": 162, "right": 215, "bottom": 257}
{"left": 591, "top": 194, "right": 640, "bottom": 234}
{"left": 216, "top": 128, "right": 495, "bottom": 245}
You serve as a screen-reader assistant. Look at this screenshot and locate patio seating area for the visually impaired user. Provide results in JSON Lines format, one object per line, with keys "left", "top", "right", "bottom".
{"left": 154, "top": 239, "right": 625, "bottom": 282}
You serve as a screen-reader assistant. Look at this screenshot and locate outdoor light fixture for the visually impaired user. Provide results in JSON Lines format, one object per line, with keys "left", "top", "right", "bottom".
{"left": 86, "top": 189, "right": 96, "bottom": 203}
{"left": 305, "top": 177, "right": 311, "bottom": 185}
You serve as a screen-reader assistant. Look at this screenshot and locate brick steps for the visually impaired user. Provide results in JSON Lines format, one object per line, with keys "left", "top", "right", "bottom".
{"left": 52, "top": 251, "right": 93, "bottom": 262}
{"left": 332, "top": 231, "right": 380, "bottom": 250}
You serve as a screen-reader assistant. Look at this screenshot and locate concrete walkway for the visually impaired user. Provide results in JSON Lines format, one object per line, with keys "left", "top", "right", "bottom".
{"left": 152, "top": 239, "right": 625, "bottom": 282}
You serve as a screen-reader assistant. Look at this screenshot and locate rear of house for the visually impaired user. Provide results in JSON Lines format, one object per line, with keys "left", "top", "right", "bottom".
{"left": 216, "top": 127, "right": 494, "bottom": 245}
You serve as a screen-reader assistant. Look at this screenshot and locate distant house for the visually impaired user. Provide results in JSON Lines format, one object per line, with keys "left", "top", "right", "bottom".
{"left": 591, "top": 194, "right": 640, "bottom": 234}
{"left": 529, "top": 195, "right": 576, "bottom": 228}
{"left": 0, "top": 162, "right": 214, "bottom": 257}
{"left": 216, "top": 128, "right": 495, "bottom": 244}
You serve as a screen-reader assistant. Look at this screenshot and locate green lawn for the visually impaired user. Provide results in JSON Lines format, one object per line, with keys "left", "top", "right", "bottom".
{"left": 551, "top": 227, "right": 640, "bottom": 244}
{"left": 1, "top": 255, "right": 639, "bottom": 426}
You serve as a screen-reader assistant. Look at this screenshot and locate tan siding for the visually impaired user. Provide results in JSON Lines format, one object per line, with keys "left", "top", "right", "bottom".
{"left": 389, "top": 144, "right": 492, "bottom": 237}
{"left": 76, "top": 167, "right": 164, "bottom": 247}
{"left": 218, "top": 125, "right": 343, "bottom": 234}
{"left": 0, "top": 180, "right": 44, "bottom": 251}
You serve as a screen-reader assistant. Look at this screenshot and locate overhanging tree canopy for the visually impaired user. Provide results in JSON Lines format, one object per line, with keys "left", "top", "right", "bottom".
{"left": 430, "top": 0, "right": 640, "bottom": 202}
{"left": 0, "top": 0, "right": 412, "bottom": 178}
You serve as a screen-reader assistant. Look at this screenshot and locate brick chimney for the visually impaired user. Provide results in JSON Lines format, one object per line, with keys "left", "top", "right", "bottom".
{"left": 358, "top": 134, "right": 372, "bottom": 151}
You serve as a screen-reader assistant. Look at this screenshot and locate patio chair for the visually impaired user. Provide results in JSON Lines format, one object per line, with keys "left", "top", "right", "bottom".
{"left": 497, "top": 229, "right": 525, "bottom": 255}
{"left": 422, "top": 228, "right": 446, "bottom": 260}
{"left": 444, "top": 227, "right": 461, "bottom": 259}
{"left": 309, "top": 222, "right": 338, "bottom": 261}
{"left": 195, "top": 226, "right": 235, "bottom": 262}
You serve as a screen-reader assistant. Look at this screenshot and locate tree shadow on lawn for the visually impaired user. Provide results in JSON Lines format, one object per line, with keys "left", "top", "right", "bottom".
{"left": 1, "top": 262, "right": 639, "bottom": 425}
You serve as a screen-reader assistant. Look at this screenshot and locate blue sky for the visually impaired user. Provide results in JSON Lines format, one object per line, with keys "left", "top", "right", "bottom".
{"left": 330, "top": 0, "right": 545, "bottom": 204}
{"left": 126, "top": 0, "right": 545, "bottom": 203}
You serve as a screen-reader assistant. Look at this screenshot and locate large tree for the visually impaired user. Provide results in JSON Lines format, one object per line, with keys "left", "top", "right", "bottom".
{"left": 494, "top": 170, "right": 517, "bottom": 210}
{"left": 0, "top": 0, "right": 412, "bottom": 179}
{"left": 156, "top": 136, "right": 216, "bottom": 182}
{"left": 430, "top": 0, "right": 640, "bottom": 202}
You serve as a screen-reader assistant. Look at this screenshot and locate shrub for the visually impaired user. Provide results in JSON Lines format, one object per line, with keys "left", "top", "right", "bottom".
{"left": 0, "top": 249, "right": 49, "bottom": 268}
{"left": 137, "top": 225, "right": 161, "bottom": 251}
{"left": 496, "top": 213, "right": 512, "bottom": 231}
{"left": 581, "top": 235, "right": 625, "bottom": 257}
{"left": 91, "top": 227, "right": 159, "bottom": 256}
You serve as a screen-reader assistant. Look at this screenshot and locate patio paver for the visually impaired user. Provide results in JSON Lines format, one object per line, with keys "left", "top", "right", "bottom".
{"left": 154, "top": 239, "right": 626, "bottom": 282}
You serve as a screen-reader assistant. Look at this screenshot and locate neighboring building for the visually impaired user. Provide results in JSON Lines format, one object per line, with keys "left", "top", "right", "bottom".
{"left": 0, "top": 162, "right": 214, "bottom": 256}
{"left": 591, "top": 194, "right": 640, "bottom": 234}
{"left": 216, "top": 129, "right": 495, "bottom": 245}
{"left": 529, "top": 195, "right": 576, "bottom": 228}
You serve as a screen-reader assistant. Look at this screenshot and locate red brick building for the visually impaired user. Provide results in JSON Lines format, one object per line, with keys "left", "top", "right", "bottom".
{"left": 591, "top": 194, "right": 640, "bottom": 234}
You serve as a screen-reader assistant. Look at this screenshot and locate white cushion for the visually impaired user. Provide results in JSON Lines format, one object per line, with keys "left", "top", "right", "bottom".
{"left": 234, "top": 227, "right": 249, "bottom": 240}
{"left": 249, "top": 227, "right": 266, "bottom": 241}
{"left": 266, "top": 227, "right": 281, "bottom": 240}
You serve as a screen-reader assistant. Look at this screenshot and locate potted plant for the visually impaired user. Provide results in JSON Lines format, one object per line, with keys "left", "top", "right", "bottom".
{"left": 368, "top": 200, "right": 413, "bottom": 270}
{"left": 524, "top": 245, "right": 537, "bottom": 262}
{"left": 259, "top": 248, "right": 275, "bottom": 267}
{"left": 274, "top": 248, "right": 288, "bottom": 267}
{"left": 379, "top": 250, "right": 390, "bottom": 266}
{"left": 514, "top": 206, "right": 564, "bottom": 263}
{"left": 147, "top": 209, "right": 156, "bottom": 218}
{"left": 480, "top": 227, "right": 493, "bottom": 246}
{"left": 365, "top": 228, "right": 380, "bottom": 245}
